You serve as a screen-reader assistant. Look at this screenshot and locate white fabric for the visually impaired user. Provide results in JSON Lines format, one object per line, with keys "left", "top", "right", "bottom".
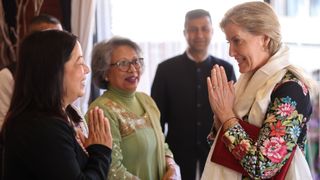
{"left": 0, "top": 68, "right": 14, "bottom": 127}
{"left": 201, "top": 45, "right": 313, "bottom": 180}
{"left": 201, "top": 127, "right": 242, "bottom": 180}
{"left": 96, "top": 0, "right": 112, "bottom": 42}
{"left": 71, "top": 0, "right": 96, "bottom": 113}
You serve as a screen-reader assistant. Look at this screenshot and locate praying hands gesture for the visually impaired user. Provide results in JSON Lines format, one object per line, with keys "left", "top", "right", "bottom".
{"left": 207, "top": 65, "right": 237, "bottom": 130}
{"left": 82, "top": 106, "right": 113, "bottom": 149}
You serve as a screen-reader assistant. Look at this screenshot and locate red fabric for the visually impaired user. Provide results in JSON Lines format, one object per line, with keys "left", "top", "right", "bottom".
{"left": 211, "top": 120, "right": 296, "bottom": 179}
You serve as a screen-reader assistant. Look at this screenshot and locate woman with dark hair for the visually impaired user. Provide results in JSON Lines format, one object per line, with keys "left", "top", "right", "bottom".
{"left": 0, "top": 30, "right": 112, "bottom": 180}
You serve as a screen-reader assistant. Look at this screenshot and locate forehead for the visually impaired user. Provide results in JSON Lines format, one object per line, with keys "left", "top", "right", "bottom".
{"left": 68, "top": 42, "right": 82, "bottom": 62}
{"left": 29, "top": 23, "right": 62, "bottom": 33}
{"left": 224, "top": 23, "right": 244, "bottom": 39}
{"left": 185, "top": 16, "right": 211, "bottom": 27}
{"left": 111, "top": 45, "right": 138, "bottom": 60}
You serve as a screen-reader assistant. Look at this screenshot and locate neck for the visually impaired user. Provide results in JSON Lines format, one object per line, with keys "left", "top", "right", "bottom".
{"left": 107, "top": 85, "right": 144, "bottom": 116}
{"left": 187, "top": 48, "right": 208, "bottom": 62}
{"left": 108, "top": 85, "right": 135, "bottom": 98}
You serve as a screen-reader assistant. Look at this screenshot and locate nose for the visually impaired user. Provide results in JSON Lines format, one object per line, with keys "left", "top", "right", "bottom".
{"left": 196, "top": 29, "right": 204, "bottom": 38}
{"left": 128, "top": 64, "right": 138, "bottom": 72}
{"left": 229, "top": 44, "right": 236, "bottom": 57}
{"left": 84, "top": 64, "right": 90, "bottom": 74}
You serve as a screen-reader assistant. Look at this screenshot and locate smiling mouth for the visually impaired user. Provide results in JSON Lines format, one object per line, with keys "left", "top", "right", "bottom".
{"left": 235, "top": 56, "right": 245, "bottom": 63}
{"left": 125, "top": 76, "right": 138, "bottom": 83}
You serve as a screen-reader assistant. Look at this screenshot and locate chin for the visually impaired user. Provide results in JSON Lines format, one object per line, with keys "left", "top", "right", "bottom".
{"left": 126, "top": 87, "right": 137, "bottom": 93}
{"left": 78, "top": 91, "right": 85, "bottom": 97}
{"left": 238, "top": 65, "right": 249, "bottom": 73}
{"left": 239, "top": 69, "right": 246, "bottom": 73}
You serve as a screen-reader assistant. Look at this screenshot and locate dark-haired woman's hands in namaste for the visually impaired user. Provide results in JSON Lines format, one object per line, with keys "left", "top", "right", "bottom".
{"left": 85, "top": 106, "right": 112, "bottom": 149}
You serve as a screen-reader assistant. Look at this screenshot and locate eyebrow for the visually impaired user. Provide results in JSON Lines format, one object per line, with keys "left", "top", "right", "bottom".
{"left": 229, "top": 35, "right": 240, "bottom": 41}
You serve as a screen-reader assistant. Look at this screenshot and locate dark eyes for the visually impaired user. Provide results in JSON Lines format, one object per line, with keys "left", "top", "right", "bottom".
{"left": 187, "top": 27, "right": 211, "bottom": 33}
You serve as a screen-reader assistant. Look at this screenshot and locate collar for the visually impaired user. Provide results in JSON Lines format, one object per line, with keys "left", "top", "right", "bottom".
{"left": 186, "top": 48, "right": 209, "bottom": 62}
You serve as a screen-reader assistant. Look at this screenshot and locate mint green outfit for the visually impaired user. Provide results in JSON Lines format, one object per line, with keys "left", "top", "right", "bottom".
{"left": 87, "top": 86, "right": 173, "bottom": 180}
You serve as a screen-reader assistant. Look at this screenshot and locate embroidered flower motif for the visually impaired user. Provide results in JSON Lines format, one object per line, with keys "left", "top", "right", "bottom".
{"left": 263, "top": 167, "right": 279, "bottom": 179}
{"left": 261, "top": 137, "right": 287, "bottom": 163}
{"left": 106, "top": 99, "right": 151, "bottom": 137}
{"left": 265, "top": 114, "right": 277, "bottom": 123}
{"left": 223, "top": 133, "right": 236, "bottom": 145}
{"left": 288, "top": 125, "right": 301, "bottom": 139}
{"left": 276, "top": 103, "right": 294, "bottom": 117}
{"left": 222, "top": 72, "right": 310, "bottom": 178}
{"left": 231, "top": 139, "right": 250, "bottom": 160}
{"left": 270, "top": 121, "right": 286, "bottom": 137}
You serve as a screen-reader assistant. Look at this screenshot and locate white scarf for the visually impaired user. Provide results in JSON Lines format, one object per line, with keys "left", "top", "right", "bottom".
{"left": 201, "top": 45, "right": 313, "bottom": 180}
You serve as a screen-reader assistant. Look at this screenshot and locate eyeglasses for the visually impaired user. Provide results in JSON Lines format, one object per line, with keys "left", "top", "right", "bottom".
{"left": 110, "top": 57, "right": 144, "bottom": 72}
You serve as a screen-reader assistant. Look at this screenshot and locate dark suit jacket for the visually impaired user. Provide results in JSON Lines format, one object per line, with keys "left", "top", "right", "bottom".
{"left": 151, "top": 52, "right": 236, "bottom": 179}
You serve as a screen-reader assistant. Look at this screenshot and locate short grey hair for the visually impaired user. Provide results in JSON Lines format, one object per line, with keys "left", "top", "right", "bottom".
{"left": 91, "top": 36, "right": 142, "bottom": 89}
{"left": 220, "top": 1, "right": 281, "bottom": 56}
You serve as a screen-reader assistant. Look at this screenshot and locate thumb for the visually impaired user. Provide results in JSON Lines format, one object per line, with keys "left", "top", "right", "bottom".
{"left": 76, "top": 128, "right": 87, "bottom": 147}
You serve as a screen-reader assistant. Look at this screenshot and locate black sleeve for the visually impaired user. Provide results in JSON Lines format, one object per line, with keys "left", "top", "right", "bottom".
{"left": 151, "top": 64, "right": 168, "bottom": 131}
{"left": 85, "top": 145, "right": 112, "bottom": 180}
{"left": 22, "top": 118, "right": 111, "bottom": 180}
{"left": 271, "top": 81, "right": 312, "bottom": 119}
{"left": 270, "top": 80, "right": 312, "bottom": 145}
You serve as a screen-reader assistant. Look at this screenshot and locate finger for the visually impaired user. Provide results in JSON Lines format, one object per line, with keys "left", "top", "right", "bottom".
{"left": 76, "top": 129, "right": 86, "bottom": 145}
{"left": 93, "top": 107, "right": 101, "bottom": 132}
{"left": 104, "top": 116, "right": 111, "bottom": 137}
{"left": 207, "top": 77, "right": 215, "bottom": 105}
{"left": 228, "top": 80, "right": 235, "bottom": 95}
{"left": 97, "top": 108, "right": 105, "bottom": 133}
{"left": 220, "top": 66, "right": 229, "bottom": 88}
{"left": 207, "top": 77, "right": 219, "bottom": 114}
{"left": 88, "top": 108, "right": 94, "bottom": 133}
{"left": 211, "top": 67, "right": 218, "bottom": 90}
{"left": 207, "top": 77, "right": 213, "bottom": 97}
{"left": 214, "top": 65, "right": 223, "bottom": 89}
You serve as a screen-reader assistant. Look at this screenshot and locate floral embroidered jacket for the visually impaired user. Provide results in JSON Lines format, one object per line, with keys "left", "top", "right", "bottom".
{"left": 223, "top": 72, "right": 312, "bottom": 179}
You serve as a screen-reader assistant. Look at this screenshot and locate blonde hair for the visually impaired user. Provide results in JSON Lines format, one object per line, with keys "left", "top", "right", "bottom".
{"left": 220, "top": 1, "right": 281, "bottom": 56}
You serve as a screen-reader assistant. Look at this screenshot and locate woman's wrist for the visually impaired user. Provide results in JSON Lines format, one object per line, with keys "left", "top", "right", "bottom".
{"left": 222, "top": 117, "right": 239, "bottom": 132}
{"left": 165, "top": 157, "right": 177, "bottom": 170}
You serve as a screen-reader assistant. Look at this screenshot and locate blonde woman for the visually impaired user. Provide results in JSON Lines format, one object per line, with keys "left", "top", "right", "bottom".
{"left": 202, "top": 1, "right": 317, "bottom": 179}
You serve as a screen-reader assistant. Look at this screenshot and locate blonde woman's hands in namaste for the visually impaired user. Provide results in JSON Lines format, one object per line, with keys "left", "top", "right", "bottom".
{"left": 207, "top": 65, "right": 236, "bottom": 124}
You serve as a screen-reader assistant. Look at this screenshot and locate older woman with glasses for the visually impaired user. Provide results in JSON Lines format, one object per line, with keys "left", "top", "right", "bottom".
{"left": 87, "top": 36, "right": 181, "bottom": 180}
